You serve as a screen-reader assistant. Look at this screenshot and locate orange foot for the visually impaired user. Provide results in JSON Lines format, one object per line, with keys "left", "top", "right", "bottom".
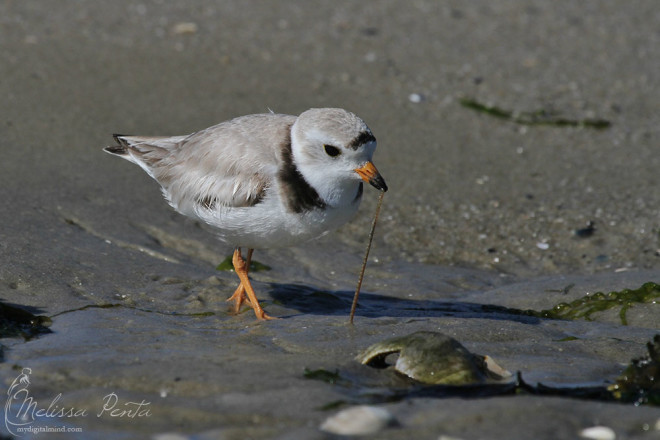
{"left": 227, "top": 247, "right": 277, "bottom": 320}
{"left": 226, "top": 282, "right": 252, "bottom": 313}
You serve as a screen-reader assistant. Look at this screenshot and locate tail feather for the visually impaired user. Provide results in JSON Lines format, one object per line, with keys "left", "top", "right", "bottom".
{"left": 112, "top": 133, "right": 131, "bottom": 146}
{"left": 104, "top": 145, "right": 127, "bottom": 155}
{"left": 104, "top": 134, "right": 133, "bottom": 156}
{"left": 103, "top": 134, "right": 181, "bottom": 173}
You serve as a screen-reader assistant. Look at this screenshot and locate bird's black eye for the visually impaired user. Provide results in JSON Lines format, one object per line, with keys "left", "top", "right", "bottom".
{"left": 324, "top": 145, "right": 341, "bottom": 157}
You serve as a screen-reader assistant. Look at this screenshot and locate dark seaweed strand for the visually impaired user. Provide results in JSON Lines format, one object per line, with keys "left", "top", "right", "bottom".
{"left": 347, "top": 131, "right": 376, "bottom": 150}
{"left": 278, "top": 125, "right": 327, "bottom": 213}
{"left": 459, "top": 98, "right": 611, "bottom": 129}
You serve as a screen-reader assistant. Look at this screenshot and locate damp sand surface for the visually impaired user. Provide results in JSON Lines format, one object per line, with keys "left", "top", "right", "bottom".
{"left": 1, "top": 1, "right": 660, "bottom": 439}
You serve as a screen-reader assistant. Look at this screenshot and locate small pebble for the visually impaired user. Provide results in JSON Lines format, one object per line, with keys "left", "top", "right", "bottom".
{"left": 172, "top": 22, "right": 198, "bottom": 35}
{"left": 320, "top": 405, "right": 395, "bottom": 435}
{"left": 409, "top": 93, "right": 424, "bottom": 103}
{"left": 152, "top": 434, "right": 189, "bottom": 440}
{"left": 579, "top": 425, "right": 616, "bottom": 440}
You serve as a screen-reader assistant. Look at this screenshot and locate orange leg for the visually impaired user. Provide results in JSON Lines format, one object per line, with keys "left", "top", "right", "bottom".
{"left": 228, "top": 248, "right": 276, "bottom": 320}
{"left": 226, "top": 248, "right": 253, "bottom": 313}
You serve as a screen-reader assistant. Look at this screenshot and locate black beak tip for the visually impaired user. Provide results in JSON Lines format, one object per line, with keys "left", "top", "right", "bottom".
{"left": 370, "top": 175, "right": 388, "bottom": 192}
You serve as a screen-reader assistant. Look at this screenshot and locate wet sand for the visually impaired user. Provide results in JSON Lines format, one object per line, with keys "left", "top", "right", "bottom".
{"left": 1, "top": 1, "right": 659, "bottom": 439}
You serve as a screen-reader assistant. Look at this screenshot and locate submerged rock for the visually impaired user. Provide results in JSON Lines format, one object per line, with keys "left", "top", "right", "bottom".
{"left": 356, "top": 331, "right": 510, "bottom": 385}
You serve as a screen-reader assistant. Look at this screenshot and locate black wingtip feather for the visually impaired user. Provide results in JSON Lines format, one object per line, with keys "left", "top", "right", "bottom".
{"left": 103, "top": 145, "right": 128, "bottom": 155}
{"left": 112, "top": 134, "right": 132, "bottom": 145}
{"left": 104, "top": 134, "right": 133, "bottom": 155}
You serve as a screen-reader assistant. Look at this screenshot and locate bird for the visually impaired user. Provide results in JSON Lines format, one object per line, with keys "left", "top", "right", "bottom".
{"left": 104, "top": 108, "right": 387, "bottom": 320}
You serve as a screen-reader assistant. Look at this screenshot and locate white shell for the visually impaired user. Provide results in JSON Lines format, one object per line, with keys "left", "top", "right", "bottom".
{"left": 320, "top": 405, "right": 395, "bottom": 435}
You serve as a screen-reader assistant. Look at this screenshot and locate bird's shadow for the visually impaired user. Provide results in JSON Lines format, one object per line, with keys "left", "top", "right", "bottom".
{"left": 267, "top": 283, "right": 542, "bottom": 324}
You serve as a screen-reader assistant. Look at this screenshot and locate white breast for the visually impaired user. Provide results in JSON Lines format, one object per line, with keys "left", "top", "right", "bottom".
{"left": 189, "top": 182, "right": 363, "bottom": 249}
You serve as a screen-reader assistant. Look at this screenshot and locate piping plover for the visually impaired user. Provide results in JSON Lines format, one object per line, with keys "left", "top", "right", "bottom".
{"left": 104, "top": 108, "right": 387, "bottom": 320}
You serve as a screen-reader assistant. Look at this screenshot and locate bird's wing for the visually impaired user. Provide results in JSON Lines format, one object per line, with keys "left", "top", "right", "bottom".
{"left": 110, "top": 114, "right": 297, "bottom": 214}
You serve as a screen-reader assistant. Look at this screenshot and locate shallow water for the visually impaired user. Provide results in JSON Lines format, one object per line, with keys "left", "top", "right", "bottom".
{"left": 2, "top": 234, "right": 658, "bottom": 438}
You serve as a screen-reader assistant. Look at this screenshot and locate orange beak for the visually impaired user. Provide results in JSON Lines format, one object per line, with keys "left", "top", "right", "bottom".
{"left": 354, "top": 161, "right": 388, "bottom": 192}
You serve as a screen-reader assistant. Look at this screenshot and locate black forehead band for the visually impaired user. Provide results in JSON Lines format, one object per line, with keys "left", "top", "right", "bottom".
{"left": 347, "top": 131, "right": 376, "bottom": 150}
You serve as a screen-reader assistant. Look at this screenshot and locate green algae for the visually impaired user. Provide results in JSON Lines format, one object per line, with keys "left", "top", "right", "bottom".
{"left": 477, "top": 282, "right": 658, "bottom": 326}
{"left": 216, "top": 255, "right": 271, "bottom": 272}
{"left": 460, "top": 97, "right": 611, "bottom": 129}
{"left": 318, "top": 400, "right": 349, "bottom": 411}
{"left": 532, "top": 282, "right": 660, "bottom": 325}
{"left": 556, "top": 336, "right": 580, "bottom": 342}
{"left": 608, "top": 334, "right": 660, "bottom": 405}
{"left": 304, "top": 368, "right": 343, "bottom": 385}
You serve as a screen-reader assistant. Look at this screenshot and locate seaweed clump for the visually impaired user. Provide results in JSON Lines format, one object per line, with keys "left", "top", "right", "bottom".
{"left": 0, "top": 301, "right": 52, "bottom": 362}
{"left": 608, "top": 334, "right": 660, "bottom": 405}
{"left": 0, "top": 302, "right": 52, "bottom": 341}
